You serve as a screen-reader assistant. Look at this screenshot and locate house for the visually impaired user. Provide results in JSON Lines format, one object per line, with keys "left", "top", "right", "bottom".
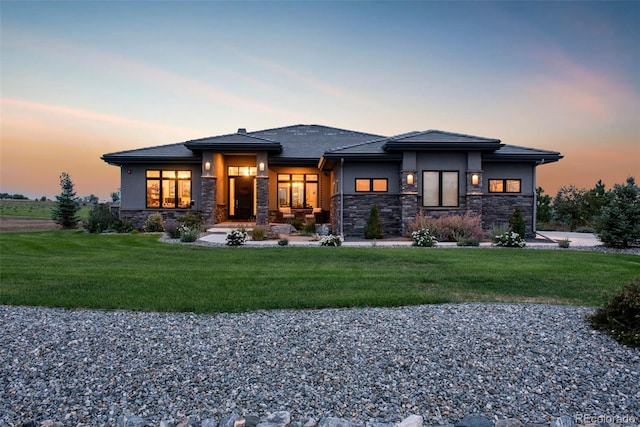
{"left": 101, "top": 124, "right": 562, "bottom": 237}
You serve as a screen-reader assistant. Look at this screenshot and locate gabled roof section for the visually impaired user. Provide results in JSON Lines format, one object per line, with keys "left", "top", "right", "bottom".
{"left": 101, "top": 142, "right": 200, "bottom": 165}
{"left": 184, "top": 132, "right": 282, "bottom": 153}
{"left": 382, "top": 129, "right": 503, "bottom": 151}
{"left": 484, "top": 144, "right": 563, "bottom": 164}
{"left": 249, "top": 124, "right": 385, "bottom": 161}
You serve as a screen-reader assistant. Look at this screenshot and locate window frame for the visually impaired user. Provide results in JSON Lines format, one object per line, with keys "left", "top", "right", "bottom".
{"left": 422, "top": 170, "right": 459, "bottom": 207}
{"left": 488, "top": 179, "right": 521, "bottom": 193}
{"left": 355, "top": 178, "right": 388, "bottom": 193}
{"left": 146, "top": 169, "right": 192, "bottom": 209}
{"left": 277, "top": 173, "right": 319, "bottom": 209}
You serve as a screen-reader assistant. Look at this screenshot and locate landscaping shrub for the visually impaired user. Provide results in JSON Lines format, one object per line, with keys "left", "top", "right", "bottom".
{"left": 411, "top": 228, "right": 437, "bottom": 247}
{"left": 409, "top": 212, "right": 483, "bottom": 242}
{"left": 290, "top": 218, "right": 304, "bottom": 231}
{"left": 177, "top": 212, "right": 202, "bottom": 230}
{"left": 558, "top": 237, "right": 571, "bottom": 249}
{"left": 278, "top": 238, "right": 289, "bottom": 246}
{"left": 225, "top": 228, "right": 247, "bottom": 246}
{"left": 319, "top": 234, "right": 342, "bottom": 246}
{"left": 596, "top": 177, "right": 640, "bottom": 248}
{"left": 164, "top": 220, "right": 181, "bottom": 238}
{"left": 364, "top": 204, "right": 384, "bottom": 239}
{"left": 144, "top": 213, "right": 164, "bottom": 232}
{"left": 302, "top": 222, "right": 316, "bottom": 234}
{"left": 110, "top": 219, "right": 133, "bottom": 233}
{"left": 179, "top": 226, "right": 199, "bottom": 242}
{"left": 509, "top": 206, "right": 526, "bottom": 238}
{"left": 84, "top": 203, "right": 115, "bottom": 233}
{"left": 251, "top": 226, "right": 266, "bottom": 241}
{"left": 456, "top": 236, "right": 480, "bottom": 247}
{"left": 494, "top": 231, "right": 526, "bottom": 248}
{"left": 588, "top": 279, "right": 640, "bottom": 347}
{"left": 52, "top": 172, "right": 81, "bottom": 229}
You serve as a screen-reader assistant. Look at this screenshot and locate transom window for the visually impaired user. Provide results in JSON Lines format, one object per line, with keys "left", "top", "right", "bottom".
{"left": 228, "top": 166, "right": 257, "bottom": 177}
{"left": 423, "top": 171, "right": 459, "bottom": 207}
{"left": 489, "top": 179, "right": 521, "bottom": 193}
{"left": 355, "top": 178, "right": 388, "bottom": 192}
{"left": 146, "top": 170, "right": 191, "bottom": 208}
{"left": 278, "top": 173, "right": 318, "bottom": 209}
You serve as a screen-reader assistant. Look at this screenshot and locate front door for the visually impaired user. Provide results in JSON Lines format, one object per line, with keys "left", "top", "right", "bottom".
{"left": 231, "top": 176, "right": 254, "bottom": 220}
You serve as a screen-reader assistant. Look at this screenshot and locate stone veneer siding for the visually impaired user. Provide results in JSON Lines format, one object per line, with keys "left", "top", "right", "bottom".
{"left": 200, "top": 176, "right": 216, "bottom": 226}
{"left": 482, "top": 194, "right": 535, "bottom": 237}
{"left": 120, "top": 209, "right": 199, "bottom": 230}
{"left": 256, "top": 177, "right": 269, "bottom": 226}
{"left": 337, "top": 194, "right": 402, "bottom": 238}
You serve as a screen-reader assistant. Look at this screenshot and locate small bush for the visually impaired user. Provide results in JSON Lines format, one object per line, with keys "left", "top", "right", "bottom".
{"left": 164, "top": 220, "right": 181, "bottom": 238}
{"left": 509, "top": 206, "right": 526, "bottom": 239}
{"left": 558, "top": 238, "right": 571, "bottom": 248}
{"left": 251, "top": 226, "right": 266, "bottom": 241}
{"left": 278, "top": 238, "right": 289, "bottom": 246}
{"left": 494, "top": 231, "right": 526, "bottom": 248}
{"left": 456, "top": 236, "right": 480, "bottom": 247}
{"left": 303, "top": 222, "right": 316, "bottom": 234}
{"left": 225, "top": 228, "right": 247, "bottom": 246}
{"left": 144, "top": 213, "right": 164, "bottom": 232}
{"left": 84, "top": 203, "right": 115, "bottom": 233}
{"left": 179, "top": 226, "right": 199, "bottom": 242}
{"left": 177, "top": 212, "right": 202, "bottom": 230}
{"left": 320, "top": 234, "right": 343, "bottom": 246}
{"left": 408, "top": 212, "right": 483, "bottom": 242}
{"left": 110, "top": 219, "right": 133, "bottom": 234}
{"left": 290, "top": 218, "right": 304, "bottom": 231}
{"left": 588, "top": 279, "right": 640, "bottom": 347}
{"left": 364, "top": 204, "right": 384, "bottom": 239}
{"left": 490, "top": 224, "right": 510, "bottom": 243}
{"left": 407, "top": 209, "right": 430, "bottom": 235}
{"left": 411, "top": 228, "right": 437, "bottom": 247}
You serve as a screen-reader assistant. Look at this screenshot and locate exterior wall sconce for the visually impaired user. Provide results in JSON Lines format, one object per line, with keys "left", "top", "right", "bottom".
{"left": 471, "top": 173, "right": 479, "bottom": 186}
{"left": 259, "top": 162, "right": 265, "bottom": 172}
{"left": 205, "top": 162, "right": 211, "bottom": 171}
{"left": 407, "top": 173, "right": 414, "bottom": 185}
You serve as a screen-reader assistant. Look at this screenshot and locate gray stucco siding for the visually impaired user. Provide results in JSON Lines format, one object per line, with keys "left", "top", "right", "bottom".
{"left": 341, "top": 162, "right": 401, "bottom": 194}
{"left": 415, "top": 151, "right": 467, "bottom": 197}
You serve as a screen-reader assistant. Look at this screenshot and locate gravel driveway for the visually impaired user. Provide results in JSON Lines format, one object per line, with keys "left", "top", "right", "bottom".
{"left": 1, "top": 304, "right": 638, "bottom": 426}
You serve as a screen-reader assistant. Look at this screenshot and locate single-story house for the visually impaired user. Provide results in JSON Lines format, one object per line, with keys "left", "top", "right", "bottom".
{"left": 102, "top": 124, "right": 562, "bottom": 237}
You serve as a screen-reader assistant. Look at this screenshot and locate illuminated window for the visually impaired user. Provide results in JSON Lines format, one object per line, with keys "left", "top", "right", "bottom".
{"left": 146, "top": 170, "right": 191, "bottom": 208}
{"left": 278, "top": 174, "right": 318, "bottom": 208}
{"left": 423, "top": 171, "right": 458, "bottom": 207}
{"left": 355, "top": 178, "right": 388, "bottom": 192}
{"left": 228, "top": 166, "right": 257, "bottom": 177}
{"left": 489, "top": 179, "right": 521, "bottom": 193}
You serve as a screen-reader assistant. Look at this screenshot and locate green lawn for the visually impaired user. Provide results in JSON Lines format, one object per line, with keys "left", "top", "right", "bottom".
{"left": 1, "top": 231, "right": 638, "bottom": 313}
{"left": 0, "top": 199, "right": 91, "bottom": 219}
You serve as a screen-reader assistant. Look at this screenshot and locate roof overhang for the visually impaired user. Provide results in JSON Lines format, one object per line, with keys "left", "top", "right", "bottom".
{"left": 101, "top": 155, "right": 201, "bottom": 166}
{"left": 382, "top": 142, "right": 503, "bottom": 151}
{"left": 319, "top": 153, "right": 402, "bottom": 170}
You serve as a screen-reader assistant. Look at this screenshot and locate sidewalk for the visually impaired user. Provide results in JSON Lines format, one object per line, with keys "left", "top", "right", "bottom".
{"left": 198, "top": 229, "right": 602, "bottom": 247}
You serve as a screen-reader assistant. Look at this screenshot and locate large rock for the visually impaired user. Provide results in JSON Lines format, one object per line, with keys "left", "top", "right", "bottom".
{"left": 550, "top": 416, "right": 575, "bottom": 427}
{"left": 398, "top": 415, "right": 423, "bottom": 427}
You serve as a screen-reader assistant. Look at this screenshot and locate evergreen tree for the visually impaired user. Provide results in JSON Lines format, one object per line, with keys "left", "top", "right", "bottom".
{"left": 52, "top": 172, "right": 81, "bottom": 229}
{"left": 364, "top": 204, "right": 384, "bottom": 239}
{"left": 536, "top": 187, "right": 552, "bottom": 224}
{"left": 508, "top": 205, "right": 526, "bottom": 238}
{"left": 596, "top": 177, "right": 640, "bottom": 248}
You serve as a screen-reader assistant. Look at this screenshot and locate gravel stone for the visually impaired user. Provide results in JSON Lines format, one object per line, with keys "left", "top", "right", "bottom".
{"left": 1, "top": 304, "right": 638, "bottom": 426}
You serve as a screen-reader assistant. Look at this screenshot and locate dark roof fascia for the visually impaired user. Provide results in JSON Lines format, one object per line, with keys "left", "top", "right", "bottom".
{"left": 483, "top": 152, "right": 563, "bottom": 164}
{"left": 319, "top": 153, "right": 402, "bottom": 170}
{"left": 185, "top": 142, "right": 282, "bottom": 153}
{"left": 101, "top": 155, "right": 201, "bottom": 166}
{"left": 383, "top": 142, "right": 503, "bottom": 151}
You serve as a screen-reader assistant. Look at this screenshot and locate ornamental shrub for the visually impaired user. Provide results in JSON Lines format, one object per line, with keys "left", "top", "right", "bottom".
{"left": 408, "top": 211, "right": 483, "bottom": 242}
{"left": 251, "top": 226, "right": 266, "bottom": 241}
{"left": 364, "top": 204, "right": 384, "bottom": 239}
{"left": 411, "top": 228, "right": 437, "bottom": 247}
{"left": 588, "top": 279, "right": 640, "bottom": 347}
{"left": 144, "top": 213, "right": 164, "bottom": 232}
{"left": 84, "top": 203, "right": 115, "bottom": 233}
{"left": 494, "top": 231, "right": 526, "bottom": 248}
{"left": 278, "top": 238, "right": 289, "bottom": 246}
{"left": 319, "top": 234, "right": 342, "bottom": 246}
{"left": 508, "top": 206, "right": 526, "bottom": 239}
{"left": 179, "top": 226, "right": 199, "bottom": 242}
{"left": 596, "top": 177, "right": 640, "bottom": 248}
{"left": 177, "top": 212, "right": 202, "bottom": 230}
{"left": 225, "top": 228, "right": 248, "bottom": 246}
{"left": 110, "top": 219, "right": 133, "bottom": 233}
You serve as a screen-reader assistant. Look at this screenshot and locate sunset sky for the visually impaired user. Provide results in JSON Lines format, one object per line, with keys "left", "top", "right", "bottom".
{"left": 1, "top": 1, "right": 638, "bottom": 200}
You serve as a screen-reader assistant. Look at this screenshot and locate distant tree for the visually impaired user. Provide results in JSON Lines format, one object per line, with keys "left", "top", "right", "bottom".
{"left": 52, "top": 172, "right": 81, "bottom": 229}
{"left": 536, "top": 187, "right": 552, "bottom": 224}
{"left": 508, "top": 205, "right": 526, "bottom": 238}
{"left": 40, "top": 196, "right": 47, "bottom": 202}
{"left": 584, "top": 180, "right": 609, "bottom": 220}
{"left": 110, "top": 190, "right": 120, "bottom": 203}
{"left": 553, "top": 185, "right": 588, "bottom": 231}
{"left": 596, "top": 177, "right": 640, "bottom": 248}
{"left": 364, "top": 204, "right": 384, "bottom": 239}
{"left": 86, "top": 194, "right": 99, "bottom": 204}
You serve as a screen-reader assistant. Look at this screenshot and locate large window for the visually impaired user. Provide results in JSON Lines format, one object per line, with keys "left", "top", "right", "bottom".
{"left": 355, "top": 178, "right": 388, "bottom": 192}
{"left": 489, "top": 179, "right": 521, "bottom": 193}
{"left": 146, "top": 170, "right": 191, "bottom": 208}
{"left": 423, "top": 171, "right": 459, "bottom": 207}
{"left": 278, "top": 174, "right": 318, "bottom": 209}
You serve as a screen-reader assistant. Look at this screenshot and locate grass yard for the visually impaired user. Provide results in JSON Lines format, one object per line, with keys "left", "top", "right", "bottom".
{"left": 0, "top": 199, "right": 91, "bottom": 219}
{"left": 1, "top": 231, "right": 638, "bottom": 313}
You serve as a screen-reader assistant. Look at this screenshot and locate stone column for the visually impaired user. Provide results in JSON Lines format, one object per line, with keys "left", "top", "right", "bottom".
{"left": 256, "top": 177, "right": 269, "bottom": 226}
{"left": 465, "top": 170, "right": 483, "bottom": 228}
{"left": 400, "top": 170, "right": 418, "bottom": 236}
{"left": 200, "top": 176, "right": 216, "bottom": 225}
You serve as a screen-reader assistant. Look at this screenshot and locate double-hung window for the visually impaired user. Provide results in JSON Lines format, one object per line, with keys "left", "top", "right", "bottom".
{"left": 489, "top": 179, "right": 521, "bottom": 193}
{"left": 423, "top": 171, "right": 459, "bottom": 207}
{"left": 146, "top": 170, "right": 192, "bottom": 208}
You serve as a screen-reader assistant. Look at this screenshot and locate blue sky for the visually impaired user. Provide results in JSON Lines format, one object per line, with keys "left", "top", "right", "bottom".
{"left": 1, "top": 1, "right": 638, "bottom": 199}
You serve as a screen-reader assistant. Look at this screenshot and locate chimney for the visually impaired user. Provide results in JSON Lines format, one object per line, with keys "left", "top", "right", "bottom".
{"left": 237, "top": 128, "right": 247, "bottom": 134}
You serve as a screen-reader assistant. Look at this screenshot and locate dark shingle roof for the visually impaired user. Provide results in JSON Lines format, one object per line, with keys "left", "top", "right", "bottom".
{"left": 184, "top": 132, "right": 282, "bottom": 152}
{"left": 382, "top": 130, "right": 502, "bottom": 151}
{"left": 101, "top": 142, "right": 200, "bottom": 165}
{"left": 485, "top": 144, "right": 563, "bottom": 162}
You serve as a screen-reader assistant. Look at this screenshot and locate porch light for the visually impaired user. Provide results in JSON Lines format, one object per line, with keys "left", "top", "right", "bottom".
{"left": 205, "top": 162, "right": 211, "bottom": 171}
{"left": 259, "top": 162, "right": 265, "bottom": 172}
{"left": 407, "top": 173, "right": 414, "bottom": 185}
{"left": 472, "top": 173, "right": 479, "bottom": 186}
